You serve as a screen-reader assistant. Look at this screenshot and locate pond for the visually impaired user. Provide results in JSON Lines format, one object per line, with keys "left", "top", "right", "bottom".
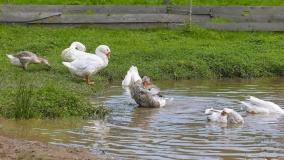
{"left": 1, "top": 78, "right": 284, "bottom": 159}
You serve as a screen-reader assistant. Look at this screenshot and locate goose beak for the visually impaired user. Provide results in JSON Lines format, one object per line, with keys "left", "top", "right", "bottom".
{"left": 143, "top": 82, "right": 148, "bottom": 88}
{"left": 45, "top": 64, "right": 51, "bottom": 70}
{"left": 221, "top": 111, "right": 226, "bottom": 116}
{"left": 106, "top": 52, "right": 111, "bottom": 58}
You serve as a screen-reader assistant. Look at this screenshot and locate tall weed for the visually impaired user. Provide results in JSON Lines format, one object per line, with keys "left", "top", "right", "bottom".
{"left": 14, "top": 79, "right": 36, "bottom": 119}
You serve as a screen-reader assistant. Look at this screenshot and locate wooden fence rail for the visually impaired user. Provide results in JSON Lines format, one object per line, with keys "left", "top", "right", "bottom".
{"left": 0, "top": 5, "right": 284, "bottom": 31}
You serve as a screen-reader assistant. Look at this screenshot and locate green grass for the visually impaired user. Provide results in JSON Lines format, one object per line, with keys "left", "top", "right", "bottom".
{"left": 2, "top": 0, "right": 284, "bottom": 6}
{"left": 210, "top": 17, "right": 235, "bottom": 23}
{"left": 1, "top": 23, "right": 284, "bottom": 119}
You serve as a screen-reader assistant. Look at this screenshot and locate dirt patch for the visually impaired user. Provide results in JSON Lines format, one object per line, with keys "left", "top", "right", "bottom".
{"left": 0, "top": 135, "right": 111, "bottom": 160}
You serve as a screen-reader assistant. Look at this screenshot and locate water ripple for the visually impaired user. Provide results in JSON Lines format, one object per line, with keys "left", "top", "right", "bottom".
{"left": 1, "top": 78, "right": 284, "bottom": 159}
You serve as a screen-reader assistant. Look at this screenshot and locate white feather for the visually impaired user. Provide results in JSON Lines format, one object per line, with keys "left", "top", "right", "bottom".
{"left": 122, "top": 66, "right": 141, "bottom": 86}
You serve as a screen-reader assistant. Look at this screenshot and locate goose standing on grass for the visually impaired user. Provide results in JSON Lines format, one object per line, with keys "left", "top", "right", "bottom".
{"left": 205, "top": 108, "right": 244, "bottom": 123}
{"left": 6, "top": 51, "right": 51, "bottom": 71}
{"left": 62, "top": 45, "right": 111, "bottom": 84}
{"left": 61, "top": 41, "right": 94, "bottom": 62}
{"left": 241, "top": 96, "right": 284, "bottom": 114}
{"left": 130, "top": 76, "right": 170, "bottom": 108}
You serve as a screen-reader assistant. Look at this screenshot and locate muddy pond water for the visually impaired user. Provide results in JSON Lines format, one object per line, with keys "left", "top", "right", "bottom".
{"left": 1, "top": 78, "right": 284, "bottom": 159}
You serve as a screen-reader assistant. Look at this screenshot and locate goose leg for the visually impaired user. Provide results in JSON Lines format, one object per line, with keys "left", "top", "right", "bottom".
{"left": 85, "top": 75, "right": 94, "bottom": 84}
{"left": 22, "top": 64, "right": 28, "bottom": 71}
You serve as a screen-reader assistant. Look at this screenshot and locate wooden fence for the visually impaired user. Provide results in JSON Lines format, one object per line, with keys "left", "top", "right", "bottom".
{"left": 0, "top": 5, "right": 284, "bottom": 31}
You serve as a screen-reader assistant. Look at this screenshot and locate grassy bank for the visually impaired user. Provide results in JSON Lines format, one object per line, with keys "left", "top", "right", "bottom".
{"left": 3, "top": 0, "right": 284, "bottom": 6}
{"left": 0, "top": 24, "right": 284, "bottom": 119}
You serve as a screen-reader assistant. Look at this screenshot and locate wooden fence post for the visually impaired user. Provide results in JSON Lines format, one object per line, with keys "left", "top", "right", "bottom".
{"left": 189, "top": 0, "right": 193, "bottom": 27}
{"left": 165, "top": 0, "right": 169, "bottom": 6}
{"left": 189, "top": 0, "right": 193, "bottom": 19}
{"left": 165, "top": 0, "right": 170, "bottom": 13}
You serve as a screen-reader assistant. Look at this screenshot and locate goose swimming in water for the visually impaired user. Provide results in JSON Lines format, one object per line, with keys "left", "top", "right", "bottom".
{"left": 62, "top": 41, "right": 93, "bottom": 62}
{"left": 62, "top": 45, "right": 111, "bottom": 84}
{"left": 6, "top": 51, "right": 51, "bottom": 71}
{"left": 241, "top": 96, "right": 284, "bottom": 114}
{"left": 130, "top": 76, "right": 169, "bottom": 108}
{"left": 205, "top": 108, "right": 244, "bottom": 123}
{"left": 122, "top": 66, "right": 164, "bottom": 96}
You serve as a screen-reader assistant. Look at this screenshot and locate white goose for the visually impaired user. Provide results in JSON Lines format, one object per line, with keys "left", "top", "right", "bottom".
{"left": 7, "top": 51, "right": 51, "bottom": 71}
{"left": 62, "top": 45, "right": 111, "bottom": 84}
{"left": 61, "top": 41, "right": 93, "bottom": 62}
{"left": 205, "top": 108, "right": 244, "bottom": 123}
{"left": 130, "top": 76, "right": 169, "bottom": 108}
{"left": 241, "top": 96, "right": 284, "bottom": 114}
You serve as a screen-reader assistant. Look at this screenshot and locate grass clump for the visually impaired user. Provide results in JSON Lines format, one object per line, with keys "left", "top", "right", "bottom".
{"left": 31, "top": 82, "right": 94, "bottom": 119}
{"left": 13, "top": 79, "right": 35, "bottom": 119}
{"left": 4, "top": 78, "right": 97, "bottom": 119}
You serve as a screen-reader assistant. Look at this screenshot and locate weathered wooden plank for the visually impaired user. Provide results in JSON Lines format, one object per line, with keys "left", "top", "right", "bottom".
{"left": 1, "top": 5, "right": 284, "bottom": 16}
{"left": 215, "top": 14, "right": 284, "bottom": 23}
{"left": 25, "top": 14, "right": 210, "bottom": 24}
{"left": 0, "top": 12, "right": 61, "bottom": 22}
{"left": 0, "top": 11, "right": 210, "bottom": 24}
{"left": 199, "top": 22, "right": 284, "bottom": 31}
{"left": 211, "top": 6, "right": 251, "bottom": 15}
{"left": 191, "top": 15, "right": 211, "bottom": 22}
{"left": 168, "top": 6, "right": 212, "bottom": 15}
{"left": 246, "top": 6, "right": 284, "bottom": 15}
{"left": 0, "top": 5, "right": 167, "bottom": 14}
{"left": 23, "top": 22, "right": 182, "bottom": 28}
{"left": 210, "top": 6, "right": 284, "bottom": 15}
{"left": 153, "top": 6, "right": 284, "bottom": 16}
{"left": 28, "top": 14, "right": 190, "bottom": 24}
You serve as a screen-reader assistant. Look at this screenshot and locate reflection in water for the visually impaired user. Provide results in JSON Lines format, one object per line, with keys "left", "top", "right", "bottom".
{"left": 1, "top": 78, "right": 284, "bottom": 159}
{"left": 129, "top": 107, "right": 159, "bottom": 130}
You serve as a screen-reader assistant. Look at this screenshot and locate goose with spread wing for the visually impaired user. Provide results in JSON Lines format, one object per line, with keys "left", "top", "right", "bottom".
{"left": 122, "top": 66, "right": 141, "bottom": 87}
{"left": 122, "top": 65, "right": 164, "bottom": 95}
{"left": 130, "top": 76, "right": 170, "bottom": 108}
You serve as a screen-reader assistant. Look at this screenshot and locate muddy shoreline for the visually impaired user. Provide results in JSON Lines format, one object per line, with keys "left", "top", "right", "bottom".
{"left": 0, "top": 135, "right": 112, "bottom": 160}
